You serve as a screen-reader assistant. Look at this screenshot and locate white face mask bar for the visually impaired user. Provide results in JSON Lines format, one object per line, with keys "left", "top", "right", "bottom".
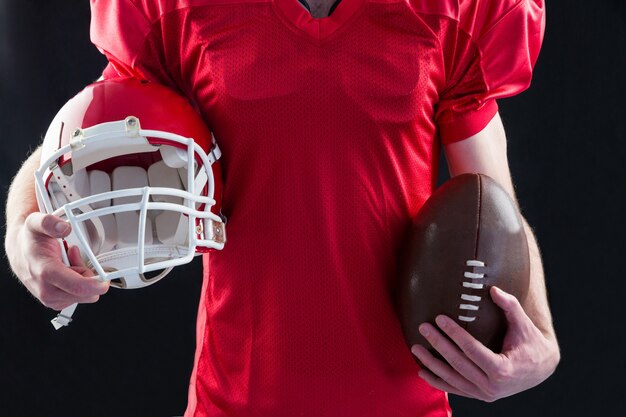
{"left": 34, "top": 117, "right": 225, "bottom": 329}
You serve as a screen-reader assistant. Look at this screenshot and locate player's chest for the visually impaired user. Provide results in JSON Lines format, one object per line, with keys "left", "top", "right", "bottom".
{"left": 179, "top": 1, "right": 443, "bottom": 103}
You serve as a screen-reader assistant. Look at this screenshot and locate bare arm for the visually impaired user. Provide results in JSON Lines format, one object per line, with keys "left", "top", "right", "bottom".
{"left": 4, "top": 146, "right": 108, "bottom": 310}
{"left": 444, "top": 113, "right": 556, "bottom": 340}
{"left": 5, "top": 146, "right": 42, "bottom": 233}
{"left": 411, "top": 112, "right": 560, "bottom": 401}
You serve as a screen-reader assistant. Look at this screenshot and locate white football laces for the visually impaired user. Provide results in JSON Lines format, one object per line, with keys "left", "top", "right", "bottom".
{"left": 458, "top": 260, "right": 485, "bottom": 323}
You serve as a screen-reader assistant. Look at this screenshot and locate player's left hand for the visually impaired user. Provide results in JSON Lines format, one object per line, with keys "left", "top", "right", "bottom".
{"left": 410, "top": 286, "right": 560, "bottom": 402}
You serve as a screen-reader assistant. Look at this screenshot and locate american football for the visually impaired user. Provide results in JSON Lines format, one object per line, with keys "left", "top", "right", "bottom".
{"left": 396, "top": 173, "right": 530, "bottom": 354}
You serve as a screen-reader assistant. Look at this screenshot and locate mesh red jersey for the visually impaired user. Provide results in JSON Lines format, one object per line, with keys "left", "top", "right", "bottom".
{"left": 90, "top": 0, "right": 545, "bottom": 415}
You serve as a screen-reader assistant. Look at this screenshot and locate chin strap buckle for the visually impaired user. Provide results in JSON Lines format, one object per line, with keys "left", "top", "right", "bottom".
{"left": 51, "top": 303, "right": 77, "bottom": 330}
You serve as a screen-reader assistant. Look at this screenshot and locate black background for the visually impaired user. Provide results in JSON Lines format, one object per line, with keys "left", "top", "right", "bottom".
{"left": 1, "top": 1, "right": 624, "bottom": 416}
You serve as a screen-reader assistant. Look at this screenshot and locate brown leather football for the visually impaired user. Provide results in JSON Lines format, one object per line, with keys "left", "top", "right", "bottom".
{"left": 395, "top": 173, "right": 530, "bottom": 354}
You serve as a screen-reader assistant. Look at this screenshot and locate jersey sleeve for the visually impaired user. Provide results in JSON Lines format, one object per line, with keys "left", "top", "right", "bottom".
{"left": 89, "top": 0, "right": 176, "bottom": 87}
{"left": 435, "top": 0, "right": 545, "bottom": 144}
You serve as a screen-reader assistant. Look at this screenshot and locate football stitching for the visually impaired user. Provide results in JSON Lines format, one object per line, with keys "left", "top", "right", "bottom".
{"left": 473, "top": 174, "right": 482, "bottom": 260}
{"left": 459, "top": 174, "right": 484, "bottom": 325}
{"left": 459, "top": 259, "right": 485, "bottom": 322}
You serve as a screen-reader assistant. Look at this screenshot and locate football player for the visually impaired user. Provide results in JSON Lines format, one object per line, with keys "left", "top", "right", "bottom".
{"left": 5, "top": 0, "right": 559, "bottom": 415}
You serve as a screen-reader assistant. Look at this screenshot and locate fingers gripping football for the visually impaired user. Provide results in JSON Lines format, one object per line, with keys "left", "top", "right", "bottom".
{"left": 413, "top": 316, "right": 512, "bottom": 402}
{"left": 17, "top": 213, "right": 109, "bottom": 310}
{"left": 412, "top": 288, "right": 557, "bottom": 402}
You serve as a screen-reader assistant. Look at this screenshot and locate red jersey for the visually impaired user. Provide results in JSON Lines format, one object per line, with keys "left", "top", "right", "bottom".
{"left": 90, "top": 0, "right": 544, "bottom": 415}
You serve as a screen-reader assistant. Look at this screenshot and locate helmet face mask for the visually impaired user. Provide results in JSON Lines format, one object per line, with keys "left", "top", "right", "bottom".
{"left": 35, "top": 78, "right": 226, "bottom": 290}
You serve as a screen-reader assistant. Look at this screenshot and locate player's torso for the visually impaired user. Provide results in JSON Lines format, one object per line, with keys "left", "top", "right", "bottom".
{"left": 148, "top": 1, "right": 451, "bottom": 415}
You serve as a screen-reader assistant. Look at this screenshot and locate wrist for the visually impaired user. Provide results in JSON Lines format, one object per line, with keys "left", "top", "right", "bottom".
{"left": 4, "top": 220, "right": 27, "bottom": 275}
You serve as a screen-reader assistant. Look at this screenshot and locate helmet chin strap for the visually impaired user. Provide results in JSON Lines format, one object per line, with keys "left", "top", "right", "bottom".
{"left": 49, "top": 162, "right": 105, "bottom": 330}
{"left": 51, "top": 245, "right": 180, "bottom": 330}
{"left": 88, "top": 244, "right": 186, "bottom": 289}
{"left": 52, "top": 303, "right": 77, "bottom": 330}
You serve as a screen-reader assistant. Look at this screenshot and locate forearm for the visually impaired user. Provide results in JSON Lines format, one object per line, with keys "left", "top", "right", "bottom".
{"left": 5, "top": 146, "right": 42, "bottom": 264}
{"left": 521, "top": 217, "right": 558, "bottom": 343}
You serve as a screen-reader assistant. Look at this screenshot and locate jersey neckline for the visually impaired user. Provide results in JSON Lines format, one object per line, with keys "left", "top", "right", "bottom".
{"left": 273, "top": 0, "right": 366, "bottom": 41}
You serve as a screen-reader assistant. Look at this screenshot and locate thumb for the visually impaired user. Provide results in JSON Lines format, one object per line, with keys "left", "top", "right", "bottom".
{"left": 490, "top": 286, "right": 531, "bottom": 331}
{"left": 25, "top": 212, "right": 71, "bottom": 238}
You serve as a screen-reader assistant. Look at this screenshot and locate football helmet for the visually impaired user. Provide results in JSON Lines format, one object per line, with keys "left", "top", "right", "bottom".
{"left": 35, "top": 77, "right": 226, "bottom": 327}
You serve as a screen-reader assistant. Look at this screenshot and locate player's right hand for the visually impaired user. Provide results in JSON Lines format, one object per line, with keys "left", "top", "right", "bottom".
{"left": 9, "top": 212, "right": 110, "bottom": 311}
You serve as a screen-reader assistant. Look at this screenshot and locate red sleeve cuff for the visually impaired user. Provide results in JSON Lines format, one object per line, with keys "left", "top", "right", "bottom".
{"left": 438, "top": 99, "right": 498, "bottom": 144}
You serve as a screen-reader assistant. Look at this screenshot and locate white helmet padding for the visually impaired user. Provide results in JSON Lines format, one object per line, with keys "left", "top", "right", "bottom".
{"left": 35, "top": 118, "right": 226, "bottom": 291}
